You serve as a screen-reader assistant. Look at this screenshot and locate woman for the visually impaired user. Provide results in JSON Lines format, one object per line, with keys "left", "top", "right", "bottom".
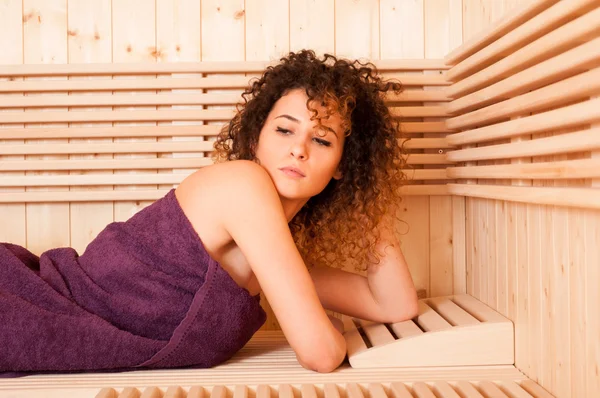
{"left": 0, "top": 50, "right": 418, "bottom": 376}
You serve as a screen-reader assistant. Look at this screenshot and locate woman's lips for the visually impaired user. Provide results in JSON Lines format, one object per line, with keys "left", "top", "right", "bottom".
{"left": 279, "top": 167, "right": 306, "bottom": 178}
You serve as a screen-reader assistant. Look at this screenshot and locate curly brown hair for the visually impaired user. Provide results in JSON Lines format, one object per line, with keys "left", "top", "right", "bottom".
{"left": 212, "top": 50, "right": 407, "bottom": 271}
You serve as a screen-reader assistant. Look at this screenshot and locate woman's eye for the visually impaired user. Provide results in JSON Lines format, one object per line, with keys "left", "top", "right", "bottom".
{"left": 314, "top": 138, "right": 332, "bottom": 147}
{"left": 276, "top": 127, "right": 291, "bottom": 135}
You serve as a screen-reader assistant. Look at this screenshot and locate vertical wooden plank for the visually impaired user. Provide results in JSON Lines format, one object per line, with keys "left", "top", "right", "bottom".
{"left": 495, "top": 199, "right": 507, "bottom": 317}
{"left": 487, "top": 199, "right": 497, "bottom": 309}
{"left": 112, "top": 0, "right": 157, "bottom": 222}
{"left": 201, "top": 0, "right": 245, "bottom": 62}
{"left": 335, "top": 0, "right": 380, "bottom": 60}
{"left": 0, "top": 0, "right": 25, "bottom": 246}
{"left": 381, "top": 0, "right": 424, "bottom": 59}
{"left": 155, "top": 0, "right": 202, "bottom": 193}
{"left": 424, "top": 0, "right": 462, "bottom": 298}
{"left": 569, "top": 208, "right": 586, "bottom": 398}
{"left": 246, "top": 0, "right": 289, "bottom": 61}
{"left": 515, "top": 200, "right": 529, "bottom": 375}
{"left": 537, "top": 202, "right": 552, "bottom": 391}
{"left": 23, "top": 0, "right": 69, "bottom": 254}
{"left": 429, "top": 197, "right": 453, "bottom": 296}
{"left": 452, "top": 196, "right": 466, "bottom": 294}
{"left": 289, "top": 0, "right": 334, "bottom": 55}
{"left": 472, "top": 197, "right": 481, "bottom": 300}
{"left": 479, "top": 198, "right": 489, "bottom": 306}
{"left": 585, "top": 209, "right": 600, "bottom": 398}
{"left": 506, "top": 200, "right": 517, "bottom": 320}
{"left": 466, "top": 197, "right": 475, "bottom": 295}
{"left": 551, "top": 206, "right": 570, "bottom": 398}
{"left": 527, "top": 204, "right": 542, "bottom": 383}
{"left": 67, "top": 0, "right": 113, "bottom": 254}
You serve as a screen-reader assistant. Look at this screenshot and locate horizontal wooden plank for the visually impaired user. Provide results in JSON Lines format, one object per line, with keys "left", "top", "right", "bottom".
{"left": 0, "top": 125, "right": 221, "bottom": 139}
{"left": 446, "top": 0, "right": 594, "bottom": 81}
{"left": 448, "top": 183, "right": 600, "bottom": 210}
{"left": 0, "top": 157, "right": 214, "bottom": 171}
{"left": 0, "top": 109, "right": 234, "bottom": 124}
{"left": 0, "top": 184, "right": 451, "bottom": 203}
{"left": 444, "top": 0, "right": 558, "bottom": 65}
{"left": 446, "top": 97, "right": 600, "bottom": 145}
{"left": 403, "top": 122, "right": 451, "bottom": 134}
{"left": 448, "top": 7, "right": 600, "bottom": 98}
{"left": 447, "top": 158, "right": 600, "bottom": 180}
{"left": 447, "top": 67, "right": 600, "bottom": 130}
{"left": 0, "top": 170, "right": 449, "bottom": 188}
{"left": 402, "top": 138, "right": 452, "bottom": 149}
{"left": 0, "top": 59, "right": 448, "bottom": 77}
{"left": 0, "top": 174, "right": 187, "bottom": 187}
{"left": 0, "top": 141, "right": 215, "bottom": 155}
{"left": 0, "top": 76, "right": 254, "bottom": 92}
{"left": 0, "top": 92, "right": 243, "bottom": 108}
{"left": 448, "top": 35, "right": 600, "bottom": 114}
{"left": 406, "top": 154, "right": 451, "bottom": 165}
{"left": 0, "top": 90, "right": 450, "bottom": 108}
{"left": 447, "top": 126, "right": 600, "bottom": 162}
{"left": 390, "top": 106, "right": 448, "bottom": 118}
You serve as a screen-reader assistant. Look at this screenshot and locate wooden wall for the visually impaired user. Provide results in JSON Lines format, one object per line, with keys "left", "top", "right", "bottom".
{"left": 0, "top": 0, "right": 529, "bottom": 309}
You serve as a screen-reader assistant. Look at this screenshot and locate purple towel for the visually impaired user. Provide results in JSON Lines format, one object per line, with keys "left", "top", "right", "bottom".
{"left": 0, "top": 188, "right": 266, "bottom": 377}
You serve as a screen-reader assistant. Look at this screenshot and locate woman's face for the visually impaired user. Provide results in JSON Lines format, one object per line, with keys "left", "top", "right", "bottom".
{"left": 255, "top": 88, "right": 345, "bottom": 202}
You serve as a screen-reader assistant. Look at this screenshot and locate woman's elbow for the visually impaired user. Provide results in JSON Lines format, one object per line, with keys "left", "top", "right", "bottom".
{"left": 385, "top": 293, "right": 419, "bottom": 324}
{"left": 296, "top": 332, "right": 346, "bottom": 373}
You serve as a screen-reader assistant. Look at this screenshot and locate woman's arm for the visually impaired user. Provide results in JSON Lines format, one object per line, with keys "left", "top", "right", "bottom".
{"left": 309, "top": 226, "right": 418, "bottom": 324}
{"left": 218, "top": 161, "right": 346, "bottom": 372}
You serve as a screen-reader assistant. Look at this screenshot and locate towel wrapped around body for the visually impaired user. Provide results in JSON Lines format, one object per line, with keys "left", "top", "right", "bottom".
{"left": 0, "top": 188, "right": 266, "bottom": 377}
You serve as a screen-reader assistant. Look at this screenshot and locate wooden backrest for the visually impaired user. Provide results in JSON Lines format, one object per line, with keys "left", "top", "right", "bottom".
{"left": 0, "top": 59, "right": 450, "bottom": 203}
{"left": 444, "top": 0, "right": 600, "bottom": 210}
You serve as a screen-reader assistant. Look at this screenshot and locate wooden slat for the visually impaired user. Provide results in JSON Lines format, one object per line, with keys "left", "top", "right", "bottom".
{"left": 399, "top": 185, "right": 450, "bottom": 196}
{"left": 386, "top": 90, "right": 449, "bottom": 102}
{"left": 454, "top": 382, "right": 484, "bottom": 398}
{"left": 448, "top": 35, "right": 600, "bottom": 114}
{"left": 390, "top": 383, "right": 414, "bottom": 398}
{"left": 477, "top": 381, "right": 510, "bottom": 398}
{"left": 447, "top": 66, "right": 600, "bottom": 129}
{"left": 406, "top": 154, "right": 450, "bottom": 165}
{"left": 0, "top": 174, "right": 187, "bottom": 187}
{"left": 447, "top": 158, "right": 600, "bottom": 180}
{"left": 140, "top": 387, "right": 162, "bottom": 398}
{"left": 415, "top": 301, "right": 452, "bottom": 332}
{"left": 520, "top": 380, "right": 555, "bottom": 398}
{"left": 210, "top": 386, "right": 226, "bottom": 398}
{"left": 451, "top": 295, "right": 512, "bottom": 323}
{"left": 403, "top": 122, "right": 450, "bottom": 134}
{"left": 233, "top": 386, "right": 248, "bottom": 398}
{"left": 390, "top": 106, "right": 448, "bottom": 118}
{"left": 446, "top": 97, "right": 600, "bottom": 146}
{"left": 412, "top": 382, "right": 436, "bottom": 398}
{"left": 342, "top": 316, "right": 369, "bottom": 356}
{"left": 405, "top": 169, "right": 449, "bottom": 181}
{"left": 0, "top": 59, "right": 448, "bottom": 77}
{"left": 357, "top": 319, "right": 396, "bottom": 347}
{"left": 432, "top": 381, "right": 461, "bottom": 398}
{"left": 0, "top": 157, "right": 214, "bottom": 171}
{"left": 0, "top": 76, "right": 255, "bottom": 92}
{"left": 277, "top": 385, "right": 293, "bottom": 398}
{"left": 402, "top": 138, "right": 452, "bottom": 149}
{"left": 448, "top": 8, "right": 600, "bottom": 98}
{"left": 0, "top": 109, "right": 234, "bottom": 124}
{"left": 499, "top": 381, "right": 537, "bottom": 398}
{"left": 0, "top": 91, "right": 450, "bottom": 108}
{"left": 445, "top": 0, "right": 559, "bottom": 65}
{"left": 449, "top": 183, "right": 600, "bottom": 210}
{"left": 0, "top": 92, "right": 243, "bottom": 108}
{"left": 425, "top": 297, "right": 480, "bottom": 327}
{"left": 447, "top": 127, "right": 600, "bottom": 162}
{"left": 389, "top": 320, "right": 424, "bottom": 339}
{"left": 323, "top": 384, "right": 340, "bottom": 398}
{"left": 446, "top": 0, "right": 595, "bottom": 81}
{"left": 0, "top": 141, "right": 215, "bottom": 155}
{"left": 0, "top": 125, "right": 222, "bottom": 139}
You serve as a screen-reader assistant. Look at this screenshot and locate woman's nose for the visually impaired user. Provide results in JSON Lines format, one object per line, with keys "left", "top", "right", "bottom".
{"left": 289, "top": 139, "right": 308, "bottom": 160}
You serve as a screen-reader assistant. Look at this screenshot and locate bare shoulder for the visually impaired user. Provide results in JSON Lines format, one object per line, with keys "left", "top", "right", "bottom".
{"left": 174, "top": 160, "right": 278, "bottom": 252}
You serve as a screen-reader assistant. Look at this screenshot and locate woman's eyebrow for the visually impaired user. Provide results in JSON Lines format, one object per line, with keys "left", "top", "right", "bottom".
{"left": 275, "top": 114, "right": 300, "bottom": 123}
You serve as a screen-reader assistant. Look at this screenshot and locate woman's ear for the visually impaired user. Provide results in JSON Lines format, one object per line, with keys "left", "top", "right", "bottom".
{"left": 333, "top": 167, "right": 343, "bottom": 180}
